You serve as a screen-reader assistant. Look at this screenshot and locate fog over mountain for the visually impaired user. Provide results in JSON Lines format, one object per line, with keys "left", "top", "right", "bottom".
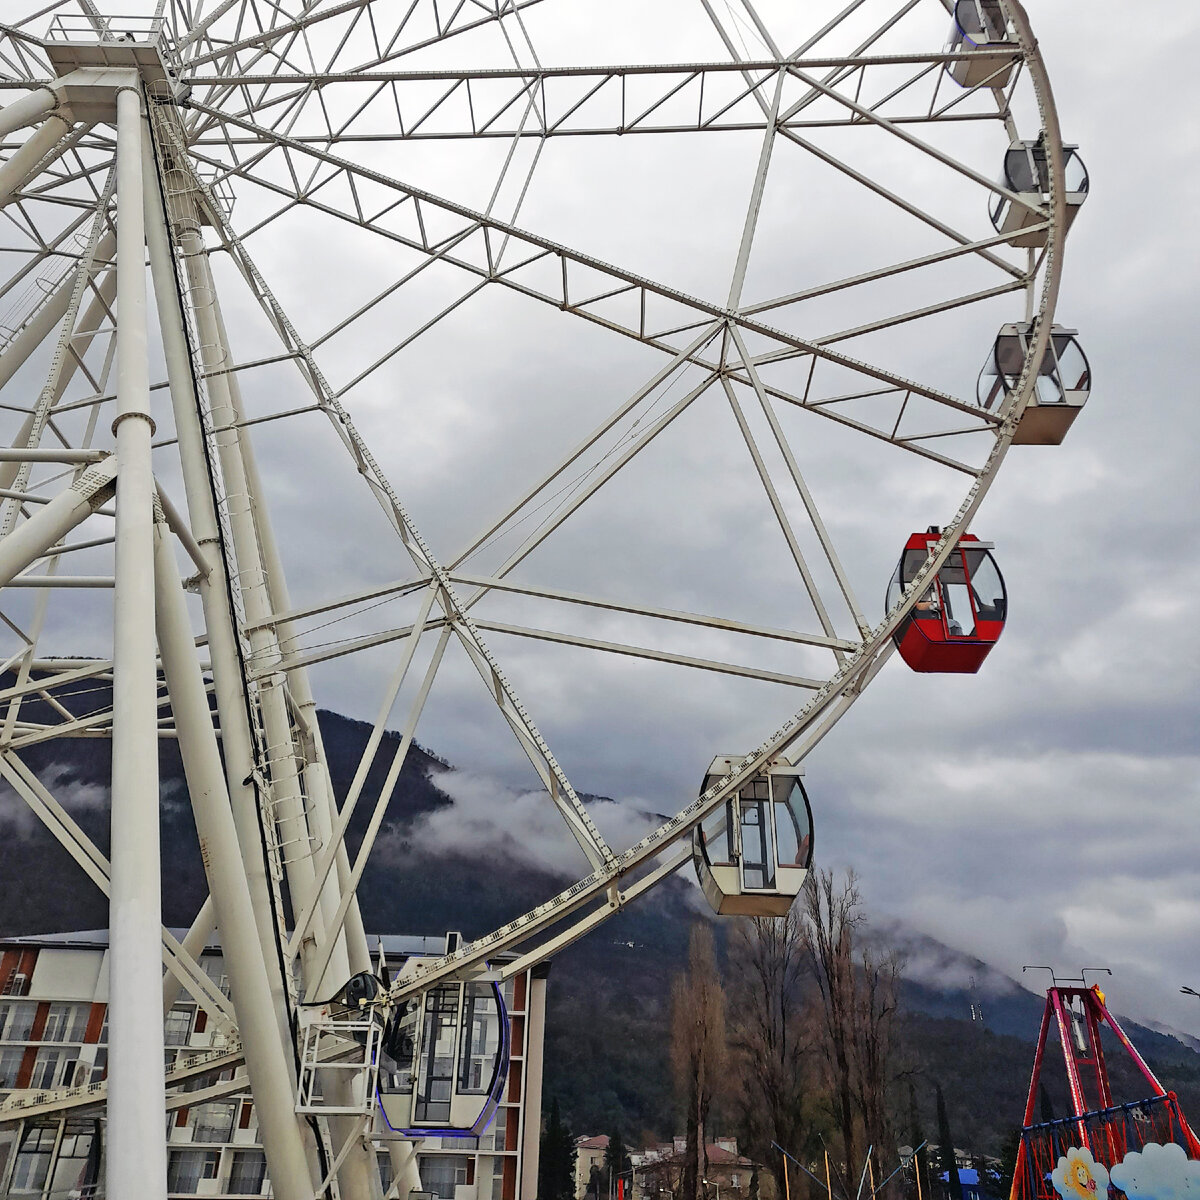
{"left": 3, "top": 694, "right": 1198, "bottom": 1151}
{"left": 0, "top": 0, "right": 1194, "bottom": 1065}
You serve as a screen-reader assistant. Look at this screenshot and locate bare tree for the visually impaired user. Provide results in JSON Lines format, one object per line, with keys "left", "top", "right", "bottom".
{"left": 801, "top": 870, "right": 904, "bottom": 1200}
{"left": 802, "top": 869, "right": 863, "bottom": 1194}
{"left": 727, "top": 911, "right": 819, "bottom": 1188}
{"left": 671, "top": 924, "right": 728, "bottom": 1200}
{"left": 855, "top": 945, "right": 902, "bottom": 1197}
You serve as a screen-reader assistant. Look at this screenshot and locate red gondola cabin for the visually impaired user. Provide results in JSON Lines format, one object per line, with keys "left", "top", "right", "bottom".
{"left": 887, "top": 530, "right": 1006, "bottom": 673}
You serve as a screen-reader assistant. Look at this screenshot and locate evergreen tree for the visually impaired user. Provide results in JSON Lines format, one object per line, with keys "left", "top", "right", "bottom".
{"left": 750, "top": 1167, "right": 761, "bottom": 1200}
{"left": 605, "top": 1130, "right": 633, "bottom": 1198}
{"left": 997, "top": 1129, "right": 1021, "bottom": 1200}
{"left": 909, "top": 1081, "right": 930, "bottom": 1200}
{"left": 1038, "top": 1085, "right": 1056, "bottom": 1126}
{"left": 935, "top": 1084, "right": 963, "bottom": 1200}
{"left": 539, "top": 1099, "right": 577, "bottom": 1200}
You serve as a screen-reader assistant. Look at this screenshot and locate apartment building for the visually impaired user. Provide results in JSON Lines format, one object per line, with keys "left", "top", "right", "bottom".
{"left": 0, "top": 931, "right": 547, "bottom": 1199}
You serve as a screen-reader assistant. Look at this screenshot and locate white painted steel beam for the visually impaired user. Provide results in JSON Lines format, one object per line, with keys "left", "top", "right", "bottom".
{"left": 141, "top": 118, "right": 298, "bottom": 1066}
{"left": 106, "top": 83, "right": 167, "bottom": 1200}
{"left": 0, "top": 111, "right": 75, "bottom": 208}
{"left": 153, "top": 512, "right": 322, "bottom": 1200}
{"left": 0, "top": 87, "right": 58, "bottom": 137}
{"left": 0, "top": 458, "right": 116, "bottom": 587}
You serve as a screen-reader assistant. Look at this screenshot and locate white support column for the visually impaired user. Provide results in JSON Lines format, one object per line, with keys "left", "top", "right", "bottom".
{"left": 141, "top": 125, "right": 296, "bottom": 1055}
{"left": 0, "top": 110, "right": 74, "bottom": 209}
{"left": 520, "top": 967, "right": 549, "bottom": 1200}
{"left": 0, "top": 458, "right": 116, "bottom": 587}
{"left": 0, "top": 87, "right": 58, "bottom": 137}
{"left": 209, "top": 314, "right": 357, "bottom": 986}
{"left": 148, "top": 128, "right": 378, "bottom": 1200}
{"left": 0, "top": 234, "right": 114, "bottom": 396}
{"left": 106, "top": 83, "right": 167, "bottom": 1199}
{"left": 162, "top": 894, "right": 214, "bottom": 1014}
{"left": 153, "top": 515, "right": 321, "bottom": 1200}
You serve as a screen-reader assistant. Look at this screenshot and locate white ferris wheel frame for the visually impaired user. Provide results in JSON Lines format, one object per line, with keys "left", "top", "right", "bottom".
{"left": 0, "top": 0, "right": 1073, "bottom": 1196}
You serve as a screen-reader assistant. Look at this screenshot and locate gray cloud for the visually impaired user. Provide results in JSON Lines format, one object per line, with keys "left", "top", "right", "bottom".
{"left": 1, "top": 0, "right": 1196, "bottom": 1039}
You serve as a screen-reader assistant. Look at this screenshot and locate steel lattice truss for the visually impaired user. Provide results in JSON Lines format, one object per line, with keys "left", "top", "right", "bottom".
{"left": 0, "top": 0, "right": 1072, "bottom": 1195}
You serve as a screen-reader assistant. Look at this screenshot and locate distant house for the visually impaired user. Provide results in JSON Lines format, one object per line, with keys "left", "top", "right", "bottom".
{"left": 575, "top": 1134, "right": 610, "bottom": 1200}
{"left": 631, "top": 1138, "right": 773, "bottom": 1200}
{"left": 941, "top": 1167, "right": 983, "bottom": 1200}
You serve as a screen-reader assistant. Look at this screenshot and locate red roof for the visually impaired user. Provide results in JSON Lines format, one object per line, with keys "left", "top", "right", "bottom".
{"left": 577, "top": 1135, "right": 610, "bottom": 1150}
{"left": 706, "top": 1145, "right": 754, "bottom": 1166}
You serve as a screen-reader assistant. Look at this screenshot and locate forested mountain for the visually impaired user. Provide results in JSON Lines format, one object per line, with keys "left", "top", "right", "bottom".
{"left": 1, "top": 682, "right": 1197, "bottom": 1157}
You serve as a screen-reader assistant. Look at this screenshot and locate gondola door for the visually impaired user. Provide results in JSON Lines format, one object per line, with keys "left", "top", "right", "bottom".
{"left": 737, "top": 777, "right": 776, "bottom": 894}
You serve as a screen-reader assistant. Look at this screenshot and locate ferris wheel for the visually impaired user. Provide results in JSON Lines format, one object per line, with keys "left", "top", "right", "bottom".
{"left": 0, "top": 0, "right": 1087, "bottom": 1196}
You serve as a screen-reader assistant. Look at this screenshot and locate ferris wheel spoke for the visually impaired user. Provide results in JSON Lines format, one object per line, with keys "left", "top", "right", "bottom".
{"left": 181, "top": 53, "right": 1005, "bottom": 146}
{"left": 456, "top": 370, "right": 720, "bottom": 599}
{"left": 727, "top": 325, "right": 872, "bottom": 637}
{"left": 181, "top": 0, "right": 547, "bottom": 76}
{"left": 704, "top": 0, "right": 1024, "bottom": 283}
{"left": 158, "top": 139, "right": 619, "bottom": 876}
{"left": 449, "top": 571, "right": 857, "bottom": 653}
{"left": 719, "top": 373, "right": 845, "bottom": 649}
{"left": 790, "top": 65, "right": 1030, "bottom": 210}
{"left": 778, "top": 124, "right": 1024, "bottom": 280}
{"left": 474, "top": 619, "right": 828, "bottom": 690}
{"left": 759, "top": 380, "right": 982, "bottom": 475}
{"left": 0, "top": 28, "right": 51, "bottom": 82}
{"left": 812, "top": 279, "right": 1029, "bottom": 347}
{"left": 198, "top": 108, "right": 998, "bottom": 439}
{"left": 743, "top": 223, "right": 1039, "bottom": 317}
{"left": 0, "top": 748, "right": 238, "bottom": 1029}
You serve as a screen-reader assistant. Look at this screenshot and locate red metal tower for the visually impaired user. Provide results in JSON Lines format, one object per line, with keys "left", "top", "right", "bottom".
{"left": 1009, "top": 978, "right": 1200, "bottom": 1200}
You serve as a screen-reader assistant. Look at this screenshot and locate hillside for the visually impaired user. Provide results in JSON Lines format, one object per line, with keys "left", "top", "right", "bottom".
{"left": 1, "top": 681, "right": 1198, "bottom": 1154}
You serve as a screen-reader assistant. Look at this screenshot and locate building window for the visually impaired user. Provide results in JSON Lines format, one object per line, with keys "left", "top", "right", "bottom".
{"left": 731, "top": 1175, "right": 741, "bottom": 1189}
{"left": 378, "top": 1153, "right": 394, "bottom": 1193}
{"left": 42, "top": 1003, "right": 88, "bottom": 1044}
{"left": 165, "top": 1007, "right": 194, "bottom": 1047}
{"left": 167, "top": 1149, "right": 221, "bottom": 1194}
{"left": 228, "top": 1149, "right": 267, "bottom": 1194}
{"left": 0, "top": 1000, "right": 36, "bottom": 1042}
{"left": 47, "top": 1120, "right": 100, "bottom": 1196}
{"left": 0, "top": 1046, "right": 23, "bottom": 1088}
{"left": 192, "top": 1100, "right": 237, "bottom": 1143}
{"left": 2, "top": 971, "right": 29, "bottom": 996}
{"left": 488, "top": 1107, "right": 508, "bottom": 1152}
{"left": 418, "top": 1154, "right": 470, "bottom": 1200}
{"left": 30, "top": 1047, "right": 76, "bottom": 1090}
{"left": 11, "top": 1124, "right": 57, "bottom": 1192}
{"left": 90, "top": 1047, "right": 107, "bottom": 1083}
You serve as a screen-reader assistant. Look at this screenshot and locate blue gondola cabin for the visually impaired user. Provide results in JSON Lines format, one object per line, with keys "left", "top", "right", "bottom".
{"left": 944, "top": 0, "right": 1017, "bottom": 89}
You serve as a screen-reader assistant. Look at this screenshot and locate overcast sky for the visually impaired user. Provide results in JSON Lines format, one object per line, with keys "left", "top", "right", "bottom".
{"left": 4, "top": 0, "right": 1198, "bottom": 1038}
{"left": 188, "top": 0, "right": 1200, "bottom": 1036}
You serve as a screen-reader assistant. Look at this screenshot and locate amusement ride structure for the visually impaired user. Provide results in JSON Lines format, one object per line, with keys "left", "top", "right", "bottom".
{"left": 1011, "top": 973, "right": 1200, "bottom": 1200}
{"left": 0, "top": 0, "right": 1090, "bottom": 1195}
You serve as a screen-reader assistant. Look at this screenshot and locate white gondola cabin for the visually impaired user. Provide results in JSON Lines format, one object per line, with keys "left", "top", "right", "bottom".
{"left": 990, "top": 138, "right": 1089, "bottom": 247}
{"left": 377, "top": 976, "right": 509, "bottom": 1138}
{"left": 692, "top": 756, "right": 813, "bottom": 918}
{"left": 977, "top": 323, "right": 1091, "bottom": 445}
{"left": 944, "top": 0, "right": 1018, "bottom": 89}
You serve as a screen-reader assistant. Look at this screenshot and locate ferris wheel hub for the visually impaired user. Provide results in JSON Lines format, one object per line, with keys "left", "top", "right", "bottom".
{"left": 43, "top": 15, "right": 182, "bottom": 99}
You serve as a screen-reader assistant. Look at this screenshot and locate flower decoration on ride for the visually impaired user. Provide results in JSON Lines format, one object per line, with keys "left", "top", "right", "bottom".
{"left": 1053, "top": 1148, "right": 1109, "bottom": 1200}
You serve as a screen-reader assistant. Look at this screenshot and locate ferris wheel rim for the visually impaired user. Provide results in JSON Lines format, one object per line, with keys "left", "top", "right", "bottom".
{"left": 0, "top": 0, "right": 1074, "bottom": 995}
